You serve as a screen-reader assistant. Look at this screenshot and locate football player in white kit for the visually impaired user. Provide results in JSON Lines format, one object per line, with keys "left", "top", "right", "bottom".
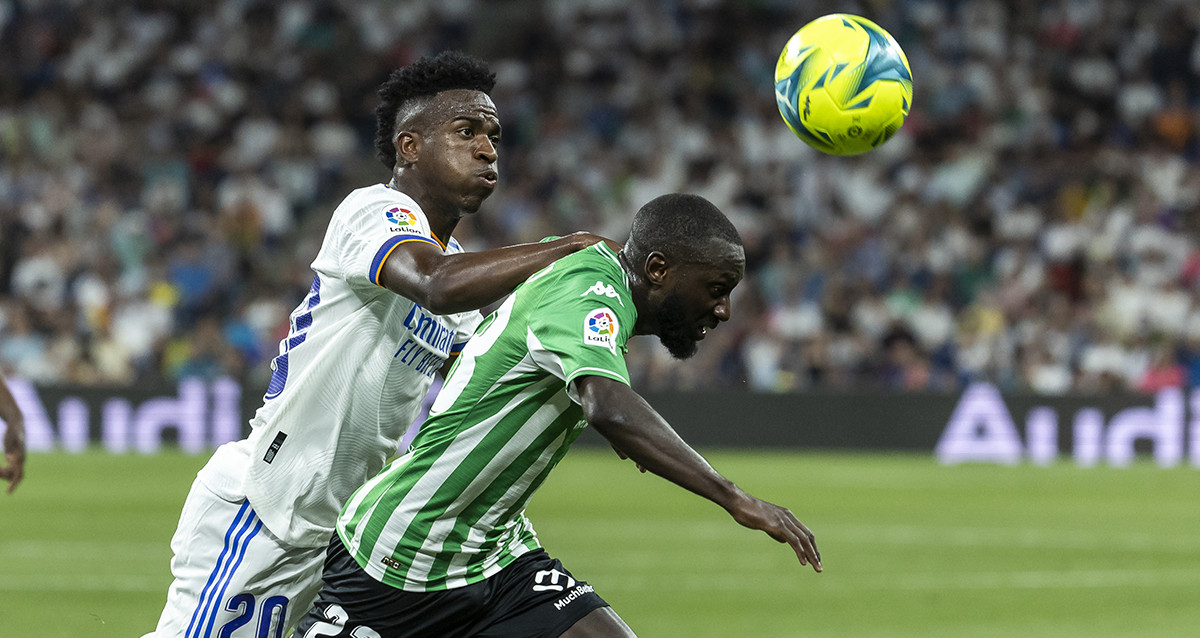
{"left": 144, "top": 51, "right": 614, "bottom": 638}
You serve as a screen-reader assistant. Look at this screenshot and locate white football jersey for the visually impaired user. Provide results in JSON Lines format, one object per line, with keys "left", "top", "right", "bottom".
{"left": 200, "top": 183, "right": 482, "bottom": 548}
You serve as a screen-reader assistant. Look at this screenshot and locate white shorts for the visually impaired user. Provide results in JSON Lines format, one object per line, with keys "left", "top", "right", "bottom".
{"left": 145, "top": 477, "right": 327, "bottom": 638}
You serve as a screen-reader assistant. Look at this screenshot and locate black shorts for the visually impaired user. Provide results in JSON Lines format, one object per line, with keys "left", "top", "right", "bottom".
{"left": 295, "top": 537, "right": 610, "bottom": 638}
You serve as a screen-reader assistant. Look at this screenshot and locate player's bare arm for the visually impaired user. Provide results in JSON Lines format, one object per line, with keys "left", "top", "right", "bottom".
{"left": 576, "top": 374, "right": 821, "bottom": 573}
{"left": 0, "top": 377, "right": 26, "bottom": 494}
{"left": 378, "top": 232, "right": 613, "bottom": 315}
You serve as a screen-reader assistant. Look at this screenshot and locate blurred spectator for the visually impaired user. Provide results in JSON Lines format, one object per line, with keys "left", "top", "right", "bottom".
{"left": 3, "top": 0, "right": 1200, "bottom": 397}
{"left": 1138, "top": 342, "right": 1187, "bottom": 393}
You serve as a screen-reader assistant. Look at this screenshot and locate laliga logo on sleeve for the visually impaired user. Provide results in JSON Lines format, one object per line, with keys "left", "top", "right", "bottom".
{"left": 385, "top": 207, "right": 417, "bottom": 226}
{"left": 583, "top": 308, "right": 618, "bottom": 353}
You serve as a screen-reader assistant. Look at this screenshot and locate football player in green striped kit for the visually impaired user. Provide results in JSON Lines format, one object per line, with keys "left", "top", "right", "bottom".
{"left": 297, "top": 193, "right": 822, "bottom": 638}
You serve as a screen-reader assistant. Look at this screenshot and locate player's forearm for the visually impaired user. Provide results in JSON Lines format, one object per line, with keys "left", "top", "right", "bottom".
{"left": 390, "top": 235, "right": 594, "bottom": 314}
{"left": 584, "top": 384, "right": 742, "bottom": 510}
{"left": 0, "top": 383, "right": 23, "bottom": 432}
{"left": 0, "top": 406, "right": 20, "bottom": 429}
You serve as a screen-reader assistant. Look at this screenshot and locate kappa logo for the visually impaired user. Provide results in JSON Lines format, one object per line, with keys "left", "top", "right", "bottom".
{"left": 580, "top": 280, "right": 624, "bottom": 307}
{"left": 583, "top": 308, "right": 618, "bottom": 352}
{"left": 385, "top": 207, "right": 417, "bottom": 226}
{"left": 532, "top": 568, "right": 576, "bottom": 592}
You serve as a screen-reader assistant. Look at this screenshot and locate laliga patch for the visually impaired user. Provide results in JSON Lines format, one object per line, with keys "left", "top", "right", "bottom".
{"left": 583, "top": 308, "right": 618, "bottom": 352}
{"left": 384, "top": 206, "right": 418, "bottom": 226}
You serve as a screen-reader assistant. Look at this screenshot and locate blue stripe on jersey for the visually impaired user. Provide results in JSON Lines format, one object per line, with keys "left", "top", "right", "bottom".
{"left": 185, "top": 501, "right": 253, "bottom": 638}
{"left": 263, "top": 354, "right": 289, "bottom": 400}
{"left": 264, "top": 275, "right": 322, "bottom": 400}
{"left": 199, "top": 512, "right": 263, "bottom": 638}
{"left": 284, "top": 334, "right": 305, "bottom": 350}
{"left": 371, "top": 235, "right": 443, "bottom": 286}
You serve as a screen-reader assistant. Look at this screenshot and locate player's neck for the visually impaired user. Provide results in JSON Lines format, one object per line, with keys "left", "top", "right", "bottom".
{"left": 618, "top": 250, "right": 653, "bottom": 336}
{"left": 388, "top": 176, "right": 459, "bottom": 248}
{"left": 423, "top": 212, "right": 459, "bottom": 249}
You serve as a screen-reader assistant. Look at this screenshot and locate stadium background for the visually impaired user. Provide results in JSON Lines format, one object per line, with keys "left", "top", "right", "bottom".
{"left": 6, "top": 0, "right": 1200, "bottom": 396}
{"left": 3, "top": 0, "right": 1200, "bottom": 636}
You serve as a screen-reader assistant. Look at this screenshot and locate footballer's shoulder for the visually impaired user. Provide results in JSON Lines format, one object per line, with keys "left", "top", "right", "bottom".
{"left": 336, "top": 184, "right": 422, "bottom": 217}
{"left": 551, "top": 241, "right": 623, "bottom": 282}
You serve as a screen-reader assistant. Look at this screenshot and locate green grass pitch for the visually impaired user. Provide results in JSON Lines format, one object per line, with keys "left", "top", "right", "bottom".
{"left": 2, "top": 449, "right": 1199, "bottom": 637}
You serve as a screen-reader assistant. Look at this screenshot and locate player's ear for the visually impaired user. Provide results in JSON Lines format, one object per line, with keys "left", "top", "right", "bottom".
{"left": 644, "top": 251, "right": 670, "bottom": 287}
{"left": 396, "top": 130, "right": 421, "bottom": 167}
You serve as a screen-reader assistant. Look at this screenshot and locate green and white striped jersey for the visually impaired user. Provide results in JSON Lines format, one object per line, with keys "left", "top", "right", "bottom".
{"left": 337, "top": 242, "right": 635, "bottom": 591}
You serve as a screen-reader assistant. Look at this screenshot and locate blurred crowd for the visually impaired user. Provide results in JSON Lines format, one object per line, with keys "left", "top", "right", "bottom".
{"left": 3, "top": 0, "right": 1200, "bottom": 396}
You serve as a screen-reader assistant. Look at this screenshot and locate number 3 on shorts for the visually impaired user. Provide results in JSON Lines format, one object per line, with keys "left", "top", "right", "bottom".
{"left": 302, "top": 604, "right": 381, "bottom": 638}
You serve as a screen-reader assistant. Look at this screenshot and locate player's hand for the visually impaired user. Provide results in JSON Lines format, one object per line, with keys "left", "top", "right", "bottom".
{"left": 610, "top": 444, "right": 646, "bottom": 473}
{"left": 1, "top": 416, "right": 25, "bottom": 494}
{"left": 726, "top": 492, "right": 821, "bottom": 573}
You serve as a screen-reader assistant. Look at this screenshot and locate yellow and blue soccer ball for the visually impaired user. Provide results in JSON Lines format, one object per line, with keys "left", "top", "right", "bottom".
{"left": 774, "top": 14, "right": 913, "bottom": 156}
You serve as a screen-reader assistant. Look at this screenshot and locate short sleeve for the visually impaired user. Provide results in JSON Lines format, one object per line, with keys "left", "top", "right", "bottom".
{"left": 339, "top": 191, "right": 445, "bottom": 291}
{"left": 525, "top": 273, "right": 634, "bottom": 392}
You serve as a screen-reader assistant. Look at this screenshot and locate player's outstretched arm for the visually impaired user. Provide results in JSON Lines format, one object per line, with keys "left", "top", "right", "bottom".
{"left": 379, "top": 232, "right": 620, "bottom": 315}
{"left": 0, "top": 377, "right": 26, "bottom": 494}
{"left": 576, "top": 375, "right": 821, "bottom": 573}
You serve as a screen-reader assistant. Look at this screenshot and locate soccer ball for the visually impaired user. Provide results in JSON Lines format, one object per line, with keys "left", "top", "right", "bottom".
{"left": 774, "top": 14, "right": 913, "bottom": 156}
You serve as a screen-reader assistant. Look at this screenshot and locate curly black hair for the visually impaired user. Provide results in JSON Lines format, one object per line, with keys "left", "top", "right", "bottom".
{"left": 374, "top": 51, "right": 497, "bottom": 170}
